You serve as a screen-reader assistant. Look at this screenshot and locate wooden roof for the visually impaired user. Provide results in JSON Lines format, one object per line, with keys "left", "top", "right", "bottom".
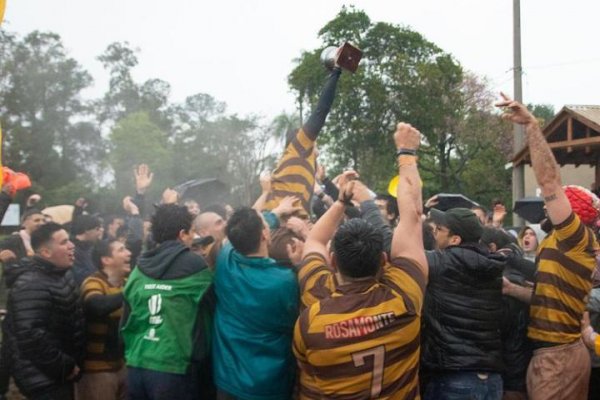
{"left": 513, "top": 105, "right": 600, "bottom": 166}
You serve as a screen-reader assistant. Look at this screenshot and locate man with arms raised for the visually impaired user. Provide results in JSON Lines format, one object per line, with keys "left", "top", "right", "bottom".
{"left": 497, "top": 94, "right": 599, "bottom": 399}
{"left": 294, "top": 123, "right": 427, "bottom": 399}
{"left": 212, "top": 207, "right": 299, "bottom": 400}
{"left": 4, "top": 222, "right": 84, "bottom": 400}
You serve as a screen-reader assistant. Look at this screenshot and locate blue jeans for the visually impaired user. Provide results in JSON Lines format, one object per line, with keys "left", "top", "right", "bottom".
{"left": 423, "top": 372, "right": 503, "bottom": 400}
{"left": 127, "top": 367, "right": 198, "bottom": 400}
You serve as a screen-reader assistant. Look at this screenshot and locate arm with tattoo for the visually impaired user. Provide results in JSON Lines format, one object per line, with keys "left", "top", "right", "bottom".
{"left": 496, "top": 93, "right": 571, "bottom": 225}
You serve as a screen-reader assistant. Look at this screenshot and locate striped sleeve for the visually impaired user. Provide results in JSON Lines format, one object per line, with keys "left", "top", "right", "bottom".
{"left": 383, "top": 257, "right": 426, "bottom": 314}
{"left": 297, "top": 252, "right": 336, "bottom": 309}
{"left": 554, "top": 213, "right": 594, "bottom": 254}
{"left": 81, "top": 277, "right": 108, "bottom": 301}
{"left": 263, "top": 128, "right": 316, "bottom": 217}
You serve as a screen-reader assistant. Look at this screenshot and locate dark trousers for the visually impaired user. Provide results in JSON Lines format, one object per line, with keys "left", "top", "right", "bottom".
{"left": 127, "top": 367, "right": 198, "bottom": 400}
{"left": 29, "top": 384, "right": 74, "bottom": 400}
{"left": 589, "top": 367, "right": 600, "bottom": 400}
{"left": 424, "top": 372, "right": 503, "bottom": 400}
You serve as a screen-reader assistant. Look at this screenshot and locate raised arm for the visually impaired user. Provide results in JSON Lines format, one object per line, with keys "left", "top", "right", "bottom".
{"left": 303, "top": 69, "right": 342, "bottom": 140}
{"left": 390, "top": 123, "right": 427, "bottom": 277}
{"left": 496, "top": 93, "right": 571, "bottom": 225}
{"left": 302, "top": 172, "right": 356, "bottom": 259}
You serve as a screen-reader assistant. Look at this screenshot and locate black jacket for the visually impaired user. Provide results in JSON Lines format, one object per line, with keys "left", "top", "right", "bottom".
{"left": 422, "top": 244, "right": 505, "bottom": 373}
{"left": 499, "top": 244, "right": 536, "bottom": 391}
{"left": 4, "top": 257, "right": 85, "bottom": 396}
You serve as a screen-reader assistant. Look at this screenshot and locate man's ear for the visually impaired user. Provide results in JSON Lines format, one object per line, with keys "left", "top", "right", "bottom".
{"left": 38, "top": 245, "right": 52, "bottom": 259}
{"left": 380, "top": 251, "right": 388, "bottom": 266}
{"left": 330, "top": 252, "right": 338, "bottom": 272}
{"left": 450, "top": 235, "right": 462, "bottom": 246}
{"left": 489, "top": 243, "right": 498, "bottom": 253}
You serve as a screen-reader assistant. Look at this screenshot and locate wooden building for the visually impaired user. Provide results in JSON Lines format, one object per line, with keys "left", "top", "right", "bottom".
{"left": 513, "top": 105, "right": 600, "bottom": 196}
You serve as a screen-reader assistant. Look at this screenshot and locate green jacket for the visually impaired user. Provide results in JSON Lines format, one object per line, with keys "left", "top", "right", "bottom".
{"left": 121, "top": 240, "right": 213, "bottom": 374}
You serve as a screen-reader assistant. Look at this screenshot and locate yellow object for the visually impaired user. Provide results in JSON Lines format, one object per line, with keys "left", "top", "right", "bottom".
{"left": 0, "top": 0, "right": 5, "bottom": 26}
{"left": 387, "top": 176, "right": 399, "bottom": 197}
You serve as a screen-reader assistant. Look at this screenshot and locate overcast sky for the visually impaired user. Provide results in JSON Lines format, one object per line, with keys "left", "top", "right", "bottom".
{"left": 3, "top": 0, "right": 599, "bottom": 121}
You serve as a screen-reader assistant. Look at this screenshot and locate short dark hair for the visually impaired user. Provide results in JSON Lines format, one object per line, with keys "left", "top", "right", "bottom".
{"left": 226, "top": 207, "right": 263, "bottom": 255}
{"left": 422, "top": 221, "right": 435, "bottom": 250}
{"left": 31, "top": 222, "right": 65, "bottom": 252}
{"left": 332, "top": 219, "right": 383, "bottom": 278}
{"left": 71, "top": 215, "right": 102, "bottom": 236}
{"left": 376, "top": 194, "right": 399, "bottom": 220}
{"left": 21, "top": 208, "right": 43, "bottom": 224}
{"left": 151, "top": 204, "right": 193, "bottom": 244}
{"left": 481, "top": 227, "right": 517, "bottom": 250}
{"left": 92, "top": 239, "right": 119, "bottom": 270}
{"left": 268, "top": 227, "right": 303, "bottom": 267}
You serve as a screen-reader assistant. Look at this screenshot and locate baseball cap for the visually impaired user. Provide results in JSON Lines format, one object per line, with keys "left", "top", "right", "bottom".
{"left": 430, "top": 207, "right": 483, "bottom": 243}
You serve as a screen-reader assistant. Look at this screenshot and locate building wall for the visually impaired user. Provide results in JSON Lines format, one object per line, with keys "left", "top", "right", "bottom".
{"left": 524, "top": 164, "right": 595, "bottom": 196}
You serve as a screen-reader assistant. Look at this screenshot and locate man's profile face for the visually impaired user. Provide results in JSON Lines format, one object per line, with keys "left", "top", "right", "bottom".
{"left": 23, "top": 213, "right": 45, "bottom": 234}
{"left": 433, "top": 224, "right": 454, "bottom": 250}
{"left": 42, "top": 229, "right": 75, "bottom": 269}
{"left": 107, "top": 241, "right": 132, "bottom": 275}
{"left": 375, "top": 199, "right": 394, "bottom": 225}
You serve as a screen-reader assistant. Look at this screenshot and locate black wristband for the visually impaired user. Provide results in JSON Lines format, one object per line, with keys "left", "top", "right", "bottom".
{"left": 396, "top": 148, "right": 417, "bottom": 157}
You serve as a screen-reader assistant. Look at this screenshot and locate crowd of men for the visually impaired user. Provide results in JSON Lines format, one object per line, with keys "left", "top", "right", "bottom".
{"left": 0, "top": 66, "right": 599, "bottom": 400}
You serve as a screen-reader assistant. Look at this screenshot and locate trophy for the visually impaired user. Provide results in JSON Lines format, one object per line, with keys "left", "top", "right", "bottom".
{"left": 320, "top": 42, "right": 363, "bottom": 73}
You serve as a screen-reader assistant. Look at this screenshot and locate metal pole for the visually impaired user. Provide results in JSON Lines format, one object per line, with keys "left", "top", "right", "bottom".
{"left": 512, "top": 0, "right": 526, "bottom": 226}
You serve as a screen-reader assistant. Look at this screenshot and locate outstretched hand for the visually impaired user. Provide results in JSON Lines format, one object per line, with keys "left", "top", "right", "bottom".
{"left": 135, "top": 164, "right": 154, "bottom": 195}
{"left": 272, "top": 195, "right": 302, "bottom": 217}
{"left": 495, "top": 92, "right": 537, "bottom": 126}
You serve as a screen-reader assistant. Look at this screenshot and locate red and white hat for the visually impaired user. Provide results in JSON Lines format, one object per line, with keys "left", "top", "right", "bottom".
{"left": 564, "top": 185, "right": 600, "bottom": 226}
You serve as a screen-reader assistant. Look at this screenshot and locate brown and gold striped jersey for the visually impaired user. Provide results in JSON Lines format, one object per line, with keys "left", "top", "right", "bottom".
{"left": 81, "top": 272, "right": 124, "bottom": 372}
{"left": 264, "top": 128, "right": 316, "bottom": 217}
{"left": 294, "top": 253, "right": 426, "bottom": 399}
{"left": 528, "top": 213, "right": 599, "bottom": 344}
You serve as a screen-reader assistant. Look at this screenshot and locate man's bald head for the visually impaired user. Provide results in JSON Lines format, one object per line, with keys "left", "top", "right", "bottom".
{"left": 193, "top": 211, "right": 226, "bottom": 242}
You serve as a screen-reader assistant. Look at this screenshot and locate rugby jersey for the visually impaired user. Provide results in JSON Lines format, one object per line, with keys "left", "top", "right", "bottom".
{"left": 264, "top": 69, "right": 341, "bottom": 218}
{"left": 81, "top": 272, "right": 124, "bottom": 372}
{"left": 528, "top": 212, "right": 598, "bottom": 344}
{"left": 294, "top": 252, "right": 426, "bottom": 399}
{"left": 264, "top": 128, "right": 316, "bottom": 217}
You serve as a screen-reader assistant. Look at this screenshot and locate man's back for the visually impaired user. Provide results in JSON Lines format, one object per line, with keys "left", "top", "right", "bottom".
{"left": 422, "top": 245, "right": 504, "bottom": 373}
{"left": 121, "top": 240, "right": 213, "bottom": 375}
{"left": 213, "top": 242, "right": 299, "bottom": 400}
{"left": 295, "top": 254, "right": 425, "bottom": 399}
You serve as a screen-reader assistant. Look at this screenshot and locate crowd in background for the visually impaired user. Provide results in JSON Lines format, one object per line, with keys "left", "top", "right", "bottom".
{"left": 0, "top": 68, "right": 599, "bottom": 400}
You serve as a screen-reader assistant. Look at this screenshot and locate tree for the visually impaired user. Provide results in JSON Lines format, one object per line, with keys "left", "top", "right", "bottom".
{"left": 288, "top": 7, "right": 513, "bottom": 206}
{"left": 0, "top": 30, "right": 102, "bottom": 191}
{"left": 109, "top": 112, "right": 171, "bottom": 199}
{"left": 97, "top": 42, "right": 172, "bottom": 131}
{"left": 527, "top": 103, "right": 555, "bottom": 127}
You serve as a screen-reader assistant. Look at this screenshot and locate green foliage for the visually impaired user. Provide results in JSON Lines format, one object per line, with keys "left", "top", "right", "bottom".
{"left": 0, "top": 30, "right": 100, "bottom": 192}
{"left": 527, "top": 103, "right": 555, "bottom": 127}
{"left": 109, "top": 112, "right": 171, "bottom": 199}
{"left": 288, "top": 7, "right": 513, "bottom": 206}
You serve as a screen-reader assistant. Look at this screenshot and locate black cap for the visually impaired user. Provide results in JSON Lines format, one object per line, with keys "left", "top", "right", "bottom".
{"left": 430, "top": 207, "right": 483, "bottom": 243}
